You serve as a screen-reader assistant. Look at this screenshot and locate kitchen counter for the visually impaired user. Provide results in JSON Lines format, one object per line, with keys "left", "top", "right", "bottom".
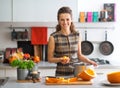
{"left": 1, "top": 62, "right": 120, "bottom": 77}
{"left": 2, "top": 74, "right": 119, "bottom": 88}
{"left": 0, "top": 61, "right": 57, "bottom": 69}
{"left": 1, "top": 62, "right": 120, "bottom": 87}
{"left": 1, "top": 61, "right": 120, "bottom": 69}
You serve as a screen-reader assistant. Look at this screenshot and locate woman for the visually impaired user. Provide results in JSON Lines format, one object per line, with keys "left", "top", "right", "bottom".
{"left": 48, "top": 6, "right": 97, "bottom": 76}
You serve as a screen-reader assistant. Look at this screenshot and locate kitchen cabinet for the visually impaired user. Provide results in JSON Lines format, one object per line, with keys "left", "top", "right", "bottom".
{"left": 0, "top": 67, "right": 55, "bottom": 77}
{"left": 0, "top": 0, "right": 12, "bottom": 22}
{"left": 13, "top": 0, "right": 78, "bottom": 22}
{"left": 0, "top": 69, "right": 5, "bottom": 77}
{"left": 0, "top": 62, "right": 56, "bottom": 77}
{"left": 38, "top": 68, "right": 56, "bottom": 77}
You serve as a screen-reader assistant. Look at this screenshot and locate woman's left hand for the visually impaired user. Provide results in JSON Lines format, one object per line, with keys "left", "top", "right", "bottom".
{"left": 61, "top": 56, "right": 70, "bottom": 64}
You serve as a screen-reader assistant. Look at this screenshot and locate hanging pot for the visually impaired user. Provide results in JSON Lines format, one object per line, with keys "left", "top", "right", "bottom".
{"left": 99, "top": 31, "right": 114, "bottom": 55}
{"left": 81, "top": 30, "right": 94, "bottom": 55}
{"left": 11, "top": 29, "right": 17, "bottom": 40}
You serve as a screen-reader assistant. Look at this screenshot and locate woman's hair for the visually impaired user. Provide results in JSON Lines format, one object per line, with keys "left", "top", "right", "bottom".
{"left": 56, "top": 6, "right": 76, "bottom": 33}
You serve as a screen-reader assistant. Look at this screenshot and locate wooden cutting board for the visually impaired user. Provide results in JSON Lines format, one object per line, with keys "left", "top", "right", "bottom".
{"left": 45, "top": 79, "right": 92, "bottom": 85}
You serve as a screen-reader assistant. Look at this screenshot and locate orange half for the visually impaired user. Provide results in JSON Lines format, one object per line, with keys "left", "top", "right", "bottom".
{"left": 78, "top": 68, "right": 96, "bottom": 81}
{"left": 107, "top": 71, "right": 120, "bottom": 83}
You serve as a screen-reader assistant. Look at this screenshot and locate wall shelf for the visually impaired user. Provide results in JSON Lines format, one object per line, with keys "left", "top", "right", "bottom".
{"left": 0, "top": 22, "right": 115, "bottom": 30}
{"left": 7, "top": 22, "right": 115, "bottom": 30}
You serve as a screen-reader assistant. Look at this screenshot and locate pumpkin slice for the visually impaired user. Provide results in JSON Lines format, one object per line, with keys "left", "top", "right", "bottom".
{"left": 45, "top": 77, "right": 58, "bottom": 83}
{"left": 78, "top": 68, "right": 96, "bottom": 81}
{"left": 68, "top": 77, "right": 78, "bottom": 82}
{"left": 107, "top": 71, "right": 120, "bottom": 83}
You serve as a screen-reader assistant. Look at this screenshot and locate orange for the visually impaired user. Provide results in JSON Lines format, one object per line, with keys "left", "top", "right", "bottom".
{"left": 61, "top": 56, "right": 69, "bottom": 63}
{"left": 9, "top": 56, "right": 17, "bottom": 63}
{"left": 78, "top": 68, "right": 96, "bottom": 81}
{"left": 107, "top": 71, "right": 120, "bottom": 83}
{"left": 45, "top": 77, "right": 58, "bottom": 83}
{"left": 33, "top": 56, "right": 40, "bottom": 63}
{"left": 68, "top": 77, "right": 78, "bottom": 82}
{"left": 57, "top": 77, "right": 64, "bottom": 83}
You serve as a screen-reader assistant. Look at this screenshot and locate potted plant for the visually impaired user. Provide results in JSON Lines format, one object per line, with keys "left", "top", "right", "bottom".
{"left": 10, "top": 59, "right": 35, "bottom": 80}
{"left": 9, "top": 48, "right": 40, "bottom": 80}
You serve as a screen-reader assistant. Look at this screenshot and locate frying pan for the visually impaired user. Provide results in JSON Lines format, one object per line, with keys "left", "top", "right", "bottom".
{"left": 99, "top": 31, "right": 114, "bottom": 55}
{"left": 81, "top": 31, "right": 94, "bottom": 55}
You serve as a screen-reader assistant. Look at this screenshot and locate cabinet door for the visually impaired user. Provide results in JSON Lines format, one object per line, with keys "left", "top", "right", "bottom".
{"left": 0, "top": 0, "right": 11, "bottom": 21}
{"left": 13, "top": 0, "right": 78, "bottom": 22}
{"left": 38, "top": 68, "right": 56, "bottom": 77}
{"left": 0, "top": 69, "right": 5, "bottom": 77}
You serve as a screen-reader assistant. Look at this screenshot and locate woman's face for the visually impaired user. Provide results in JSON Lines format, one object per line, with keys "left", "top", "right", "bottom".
{"left": 58, "top": 13, "right": 72, "bottom": 30}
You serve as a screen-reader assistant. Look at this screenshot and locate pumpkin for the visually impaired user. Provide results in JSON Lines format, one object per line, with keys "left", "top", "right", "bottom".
{"left": 78, "top": 68, "right": 96, "bottom": 81}
{"left": 107, "top": 71, "right": 120, "bottom": 83}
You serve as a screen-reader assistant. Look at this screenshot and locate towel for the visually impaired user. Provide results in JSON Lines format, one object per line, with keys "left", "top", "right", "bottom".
{"left": 31, "top": 27, "right": 47, "bottom": 45}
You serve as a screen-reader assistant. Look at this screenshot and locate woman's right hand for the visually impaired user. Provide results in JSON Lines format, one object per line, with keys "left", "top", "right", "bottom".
{"left": 60, "top": 56, "right": 70, "bottom": 64}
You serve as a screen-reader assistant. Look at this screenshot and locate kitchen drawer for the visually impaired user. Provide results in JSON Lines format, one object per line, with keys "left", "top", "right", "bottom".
{"left": 38, "top": 68, "right": 56, "bottom": 77}
{"left": 0, "top": 69, "right": 5, "bottom": 77}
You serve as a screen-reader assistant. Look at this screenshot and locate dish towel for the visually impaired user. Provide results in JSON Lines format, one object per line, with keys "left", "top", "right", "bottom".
{"left": 31, "top": 27, "right": 48, "bottom": 45}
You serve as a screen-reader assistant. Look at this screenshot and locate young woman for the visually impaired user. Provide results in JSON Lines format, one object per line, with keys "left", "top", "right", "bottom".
{"left": 48, "top": 6, "right": 97, "bottom": 76}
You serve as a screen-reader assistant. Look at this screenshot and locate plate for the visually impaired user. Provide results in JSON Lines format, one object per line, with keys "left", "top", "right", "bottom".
{"left": 101, "top": 80, "right": 120, "bottom": 86}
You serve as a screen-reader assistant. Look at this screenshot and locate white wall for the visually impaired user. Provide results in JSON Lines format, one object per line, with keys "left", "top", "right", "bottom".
{"left": 77, "top": 0, "right": 120, "bottom": 65}
{"left": 0, "top": 0, "right": 120, "bottom": 65}
{"left": 13, "top": 0, "right": 78, "bottom": 22}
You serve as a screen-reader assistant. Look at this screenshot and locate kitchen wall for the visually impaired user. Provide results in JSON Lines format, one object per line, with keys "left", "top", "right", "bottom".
{"left": 0, "top": 0, "right": 120, "bottom": 65}
{"left": 77, "top": 0, "right": 119, "bottom": 65}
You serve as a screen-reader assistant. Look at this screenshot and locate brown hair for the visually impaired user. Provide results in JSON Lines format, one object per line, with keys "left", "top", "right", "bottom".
{"left": 56, "top": 7, "right": 76, "bottom": 33}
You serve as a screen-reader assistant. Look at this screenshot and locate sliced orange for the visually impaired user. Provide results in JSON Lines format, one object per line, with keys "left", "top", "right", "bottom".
{"left": 45, "top": 77, "right": 58, "bottom": 83}
{"left": 78, "top": 68, "right": 96, "bottom": 81}
{"left": 57, "top": 77, "right": 64, "bottom": 83}
{"left": 107, "top": 71, "right": 120, "bottom": 83}
{"left": 68, "top": 77, "right": 78, "bottom": 82}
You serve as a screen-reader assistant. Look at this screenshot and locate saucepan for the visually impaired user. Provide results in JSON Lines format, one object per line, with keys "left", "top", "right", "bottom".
{"left": 81, "top": 30, "right": 94, "bottom": 55}
{"left": 69, "top": 62, "right": 93, "bottom": 77}
{"left": 73, "top": 62, "right": 93, "bottom": 77}
{"left": 99, "top": 31, "right": 114, "bottom": 55}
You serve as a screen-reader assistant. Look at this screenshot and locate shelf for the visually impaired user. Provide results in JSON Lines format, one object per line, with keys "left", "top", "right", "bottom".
{"left": 0, "top": 22, "right": 115, "bottom": 30}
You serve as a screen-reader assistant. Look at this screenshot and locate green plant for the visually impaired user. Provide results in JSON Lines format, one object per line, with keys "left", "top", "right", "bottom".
{"left": 10, "top": 59, "right": 35, "bottom": 70}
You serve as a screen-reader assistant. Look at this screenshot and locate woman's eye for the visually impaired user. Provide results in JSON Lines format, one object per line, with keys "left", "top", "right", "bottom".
{"left": 67, "top": 19, "right": 70, "bottom": 21}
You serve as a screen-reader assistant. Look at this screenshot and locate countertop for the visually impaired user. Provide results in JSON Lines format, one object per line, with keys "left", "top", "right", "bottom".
{"left": 1, "top": 62, "right": 120, "bottom": 88}
{"left": 2, "top": 74, "right": 120, "bottom": 88}
{"left": 0, "top": 61, "right": 57, "bottom": 69}
{"left": 1, "top": 61, "right": 120, "bottom": 69}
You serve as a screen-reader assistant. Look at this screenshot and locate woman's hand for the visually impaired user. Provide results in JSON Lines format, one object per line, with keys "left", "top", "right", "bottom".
{"left": 90, "top": 60, "right": 98, "bottom": 67}
{"left": 60, "top": 56, "right": 70, "bottom": 64}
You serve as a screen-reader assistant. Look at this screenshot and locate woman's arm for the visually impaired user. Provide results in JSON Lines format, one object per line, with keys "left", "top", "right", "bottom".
{"left": 48, "top": 36, "right": 62, "bottom": 63}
